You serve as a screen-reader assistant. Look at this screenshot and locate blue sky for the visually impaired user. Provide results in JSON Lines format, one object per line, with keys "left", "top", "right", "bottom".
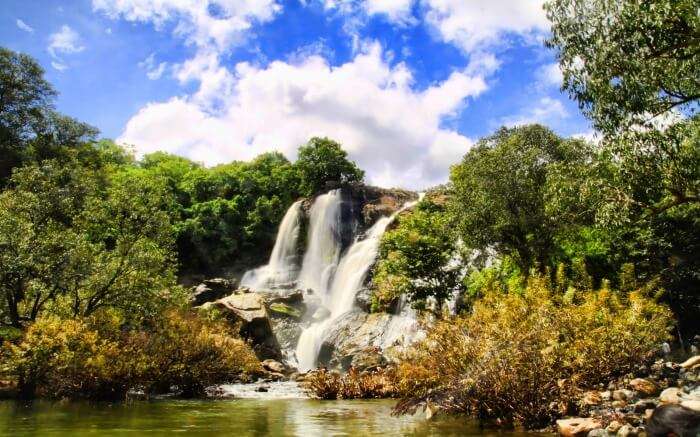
{"left": 2, "top": 0, "right": 592, "bottom": 189}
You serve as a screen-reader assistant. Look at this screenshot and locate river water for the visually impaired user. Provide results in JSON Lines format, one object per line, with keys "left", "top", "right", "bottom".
{"left": 0, "top": 398, "right": 547, "bottom": 436}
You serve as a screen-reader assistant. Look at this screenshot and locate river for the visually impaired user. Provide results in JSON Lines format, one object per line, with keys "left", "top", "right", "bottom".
{"left": 0, "top": 398, "right": 548, "bottom": 436}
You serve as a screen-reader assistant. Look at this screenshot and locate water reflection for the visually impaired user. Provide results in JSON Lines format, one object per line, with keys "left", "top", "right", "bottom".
{"left": 0, "top": 399, "right": 550, "bottom": 436}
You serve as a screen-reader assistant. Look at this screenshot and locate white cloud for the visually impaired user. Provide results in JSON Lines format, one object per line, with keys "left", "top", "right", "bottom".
{"left": 363, "top": 0, "right": 415, "bottom": 24}
{"left": 51, "top": 61, "right": 68, "bottom": 71}
{"left": 48, "top": 25, "right": 85, "bottom": 71}
{"left": 139, "top": 53, "right": 168, "bottom": 80}
{"left": 48, "top": 25, "right": 85, "bottom": 57}
{"left": 16, "top": 19, "right": 34, "bottom": 33}
{"left": 118, "top": 43, "right": 486, "bottom": 189}
{"left": 423, "top": 0, "right": 549, "bottom": 53}
{"left": 536, "top": 62, "right": 563, "bottom": 88}
{"left": 92, "top": 0, "right": 281, "bottom": 51}
{"left": 500, "top": 96, "right": 569, "bottom": 127}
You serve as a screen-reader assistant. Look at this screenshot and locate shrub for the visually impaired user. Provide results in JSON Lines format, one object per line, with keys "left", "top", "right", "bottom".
{"left": 393, "top": 274, "right": 672, "bottom": 428}
{"left": 303, "top": 367, "right": 397, "bottom": 400}
{"left": 3, "top": 309, "right": 261, "bottom": 399}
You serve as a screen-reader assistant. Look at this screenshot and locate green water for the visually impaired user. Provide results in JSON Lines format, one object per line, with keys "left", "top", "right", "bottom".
{"left": 0, "top": 399, "right": 546, "bottom": 436}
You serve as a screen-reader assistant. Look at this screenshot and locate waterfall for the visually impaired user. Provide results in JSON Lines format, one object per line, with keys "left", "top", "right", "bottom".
{"left": 295, "top": 199, "right": 419, "bottom": 372}
{"left": 241, "top": 200, "right": 303, "bottom": 290}
{"left": 297, "top": 189, "right": 343, "bottom": 297}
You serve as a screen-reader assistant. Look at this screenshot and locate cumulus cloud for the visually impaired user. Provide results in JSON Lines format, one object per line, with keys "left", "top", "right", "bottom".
{"left": 16, "top": 19, "right": 34, "bottom": 33}
{"left": 92, "top": 0, "right": 281, "bottom": 51}
{"left": 424, "top": 0, "right": 549, "bottom": 53}
{"left": 363, "top": 0, "right": 415, "bottom": 25}
{"left": 48, "top": 25, "right": 85, "bottom": 71}
{"left": 118, "top": 43, "right": 486, "bottom": 189}
{"left": 500, "top": 96, "right": 569, "bottom": 127}
{"left": 139, "top": 53, "right": 168, "bottom": 80}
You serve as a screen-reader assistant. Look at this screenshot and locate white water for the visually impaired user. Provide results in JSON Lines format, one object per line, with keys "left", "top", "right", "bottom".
{"left": 241, "top": 200, "right": 303, "bottom": 290}
{"left": 295, "top": 199, "right": 420, "bottom": 372}
{"left": 297, "top": 190, "right": 343, "bottom": 296}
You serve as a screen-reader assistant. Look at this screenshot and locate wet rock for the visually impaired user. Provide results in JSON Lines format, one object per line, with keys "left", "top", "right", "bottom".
{"left": 269, "top": 302, "right": 302, "bottom": 319}
{"left": 256, "top": 386, "right": 269, "bottom": 393}
{"left": 629, "top": 378, "right": 658, "bottom": 396}
{"left": 350, "top": 347, "right": 388, "bottom": 371}
{"left": 633, "top": 399, "right": 657, "bottom": 413}
{"left": 556, "top": 417, "right": 603, "bottom": 437}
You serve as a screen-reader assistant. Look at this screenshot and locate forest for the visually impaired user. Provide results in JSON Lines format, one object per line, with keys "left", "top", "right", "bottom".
{"left": 0, "top": 0, "right": 699, "bottom": 434}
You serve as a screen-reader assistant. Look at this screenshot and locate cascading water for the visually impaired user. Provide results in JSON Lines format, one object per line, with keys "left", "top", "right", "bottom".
{"left": 241, "top": 200, "right": 304, "bottom": 290}
{"left": 295, "top": 199, "right": 420, "bottom": 372}
{"left": 297, "top": 189, "right": 343, "bottom": 297}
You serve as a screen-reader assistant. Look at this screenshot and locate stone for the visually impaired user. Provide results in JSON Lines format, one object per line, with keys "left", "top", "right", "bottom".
{"left": 606, "top": 420, "right": 622, "bottom": 433}
{"left": 613, "top": 389, "right": 635, "bottom": 402}
{"left": 556, "top": 418, "right": 603, "bottom": 437}
{"left": 629, "top": 378, "right": 658, "bottom": 396}
{"left": 191, "top": 278, "right": 235, "bottom": 306}
{"left": 680, "top": 355, "right": 700, "bottom": 370}
{"left": 680, "top": 400, "right": 700, "bottom": 412}
{"left": 612, "top": 400, "right": 627, "bottom": 409}
{"left": 633, "top": 399, "right": 657, "bottom": 413}
{"left": 261, "top": 359, "right": 286, "bottom": 374}
{"left": 616, "top": 424, "right": 637, "bottom": 437}
{"left": 601, "top": 391, "right": 612, "bottom": 402}
{"left": 659, "top": 387, "right": 682, "bottom": 404}
{"left": 587, "top": 429, "right": 607, "bottom": 437}
{"left": 215, "top": 293, "right": 281, "bottom": 360}
{"left": 268, "top": 302, "right": 302, "bottom": 318}
{"left": 582, "top": 391, "right": 603, "bottom": 406}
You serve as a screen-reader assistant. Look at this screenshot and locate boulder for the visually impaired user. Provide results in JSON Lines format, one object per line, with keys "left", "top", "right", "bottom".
{"left": 215, "top": 293, "right": 280, "bottom": 360}
{"left": 261, "top": 359, "right": 287, "bottom": 374}
{"left": 681, "top": 400, "right": 700, "bottom": 412}
{"left": 680, "top": 355, "right": 700, "bottom": 370}
{"left": 317, "top": 311, "right": 394, "bottom": 370}
{"left": 616, "top": 424, "right": 638, "bottom": 437}
{"left": 629, "top": 378, "right": 659, "bottom": 396}
{"left": 191, "top": 278, "right": 236, "bottom": 306}
{"left": 556, "top": 418, "right": 603, "bottom": 437}
{"left": 659, "top": 387, "right": 682, "bottom": 404}
{"left": 582, "top": 391, "right": 602, "bottom": 406}
{"left": 269, "top": 303, "right": 303, "bottom": 319}
{"left": 606, "top": 420, "right": 622, "bottom": 434}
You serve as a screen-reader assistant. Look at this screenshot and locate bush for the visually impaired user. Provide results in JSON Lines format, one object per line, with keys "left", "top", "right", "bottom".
{"left": 303, "top": 368, "right": 397, "bottom": 400}
{"left": 3, "top": 309, "right": 261, "bottom": 399}
{"left": 393, "top": 274, "right": 672, "bottom": 428}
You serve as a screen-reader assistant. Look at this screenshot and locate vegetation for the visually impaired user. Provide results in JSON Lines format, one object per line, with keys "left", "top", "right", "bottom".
{"left": 372, "top": 193, "right": 460, "bottom": 312}
{"left": 303, "top": 368, "right": 397, "bottom": 400}
{"left": 4, "top": 309, "right": 260, "bottom": 399}
{"left": 392, "top": 274, "right": 672, "bottom": 428}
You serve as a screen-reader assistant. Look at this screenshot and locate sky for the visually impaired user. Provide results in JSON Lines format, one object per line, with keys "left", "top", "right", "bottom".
{"left": 2, "top": 0, "right": 593, "bottom": 189}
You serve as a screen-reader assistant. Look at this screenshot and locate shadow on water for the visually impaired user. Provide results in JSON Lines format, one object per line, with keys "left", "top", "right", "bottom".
{"left": 0, "top": 398, "right": 550, "bottom": 436}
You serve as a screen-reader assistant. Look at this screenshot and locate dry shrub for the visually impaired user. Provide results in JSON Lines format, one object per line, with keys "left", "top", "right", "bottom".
{"left": 304, "top": 367, "right": 397, "bottom": 400}
{"left": 393, "top": 275, "right": 672, "bottom": 428}
{"left": 4, "top": 309, "right": 262, "bottom": 399}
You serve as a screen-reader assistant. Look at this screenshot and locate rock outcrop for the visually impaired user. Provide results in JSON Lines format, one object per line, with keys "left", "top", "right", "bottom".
{"left": 190, "top": 278, "right": 236, "bottom": 306}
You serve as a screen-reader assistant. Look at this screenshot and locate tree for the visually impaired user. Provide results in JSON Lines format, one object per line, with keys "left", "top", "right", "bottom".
{"left": 0, "top": 162, "right": 176, "bottom": 327}
{"left": 372, "top": 197, "right": 460, "bottom": 312}
{"left": 545, "top": 0, "right": 700, "bottom": 133}
{"left": 295, "top": 137, "right": 364, "bottom": 196}
{"left": 449, "top": 125, "right": 590, "bottom": 270}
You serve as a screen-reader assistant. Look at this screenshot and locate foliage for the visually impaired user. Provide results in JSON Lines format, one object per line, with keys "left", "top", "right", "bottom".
{"left": 0, "top": 161, "right": 177, "bottom": 327}
{"left": 393, "top": 274, "right": 672, "bottom": 428}
{"left": 0, "top": 47, "right": 98, "bottom": 184}
{"left": 295, "top": 137, "right": 364, "bottom": 196}
{"left": 449, "top": 124, "right": 591, "bottom": 270}
{"left": 3, "top": 309, "right": 261, "bottom": 399}
{"left": 372, "top": 197, "right": 460, "bottom": 312}
{"left": 303, "top": 368, "right": 397, "bottom": 400}
{"left": 545, "top": 0, "right": 700, "bottom": 134}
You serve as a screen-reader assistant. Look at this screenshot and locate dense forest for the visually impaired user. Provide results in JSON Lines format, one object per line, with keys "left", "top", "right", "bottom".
{"left": 1, "top": 0, "right": 698, "bottom": 431}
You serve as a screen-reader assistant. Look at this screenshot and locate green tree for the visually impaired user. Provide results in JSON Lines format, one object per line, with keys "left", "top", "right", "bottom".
{"left": 545, "top": 0, "right": 700, "bottom": 133}
{"left": 372, "top": 197, "right": 460, "bottom": 312}
{"left": 0, "top": 162, "right": 176, "bottom": 327}
{"left": 295, "top": 137, "right": 364, "bottom": 196}
{"left": 0, "top": 47, "right": 98, "bottom": 183}
{"left": 449, "top": 125, "right": 590, "bottom": 270}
